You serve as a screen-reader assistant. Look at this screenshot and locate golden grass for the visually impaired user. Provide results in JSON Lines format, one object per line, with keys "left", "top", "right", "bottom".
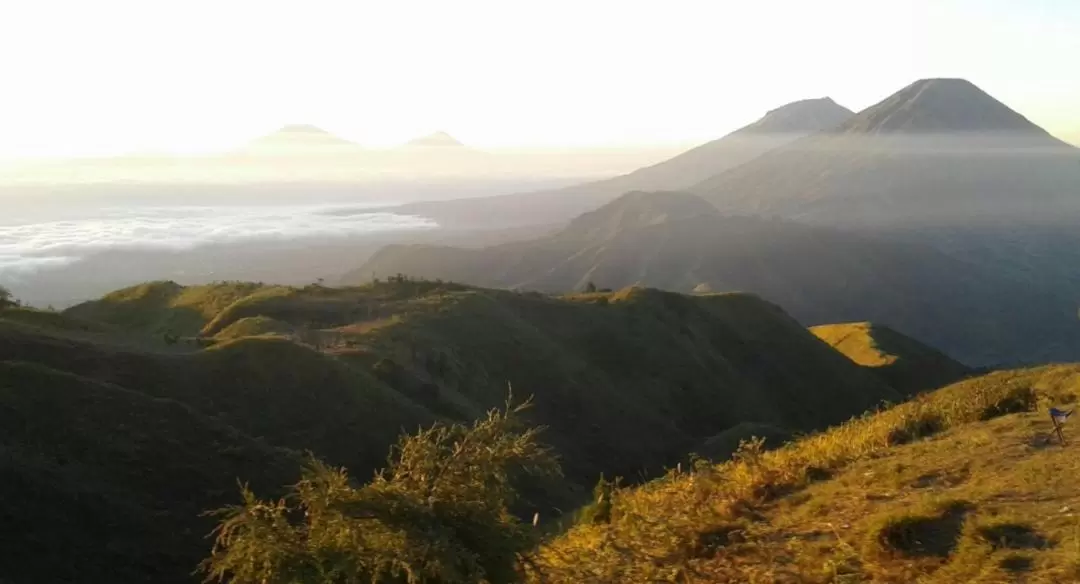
{"left": 812, "top": 322, "right": 897, "bottom": 367}
{"left": 531, "top": 364, "right": 1080, "bottom": 582}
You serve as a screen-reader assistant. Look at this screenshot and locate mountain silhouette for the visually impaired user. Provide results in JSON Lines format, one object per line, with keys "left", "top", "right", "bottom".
{"left": 405, "top": 131, "right": 466, "bottom": 147}
{"left": 692, "top": 78, "right": 1080, "bottom": 226}
{"left": 240, "top": 124, "right": 363, "bottom": 154}
{"left": 392, "top": 97, "right": 854, "bottom": 228}
{"left": 837, "top": 78, "right": 1062, "bottom": 137}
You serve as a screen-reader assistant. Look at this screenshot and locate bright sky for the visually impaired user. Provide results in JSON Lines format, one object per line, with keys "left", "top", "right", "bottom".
{"left": 0, "top": 0, "right": 1077, "bottom": 159}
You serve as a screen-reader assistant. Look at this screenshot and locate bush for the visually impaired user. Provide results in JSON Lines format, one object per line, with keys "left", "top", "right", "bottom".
{"left": 864, "top": 500, "right": 972, "bottom": 560}
{"left": 373, "top": 358, "right": 407, "bottom": 389}
{"left": 577, "top": 474, "right": 616, "bottom": 525}
{"left": 202, "top": 399, "right": 560, "bottom": 584}
{"left": 0, "top": 285, "right": 16, "bottom": 308}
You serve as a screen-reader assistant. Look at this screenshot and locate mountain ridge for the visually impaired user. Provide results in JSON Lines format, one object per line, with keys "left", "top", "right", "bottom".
{"left": 391, "top": 97, "right": 854, "bottom": 228}
{"left": 350, "top": 191, "right": 1080, "bottom": 365}
{"left": 691, "top": 78, "right": 1080, "bottom": 226}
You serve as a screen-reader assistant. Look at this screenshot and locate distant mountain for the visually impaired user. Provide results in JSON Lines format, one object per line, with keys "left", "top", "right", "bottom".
{"left": 348, "top": 191, "right": 1080, "bottom": 365}
{"left": 692, "top": 78, "right": 1080, "bottom": 226}
{"left": 836, "top": 78, "right": 1058, "bottom": 136}
{"left": 392, "top": 98, "right": 854, "bottom": 228}
{"left": 405, "top": 131, "right": 466, "bottom": 147}
{"left": 810, "top": 321, "right": 971, "bottom": 394}
{"left": 240, "top": 124, "right": 364, "bottom": 154}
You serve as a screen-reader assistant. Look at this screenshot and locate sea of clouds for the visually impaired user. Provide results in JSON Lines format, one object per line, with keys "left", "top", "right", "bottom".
{"left": 0, "top": 204, "right": 436, "bottom": 276}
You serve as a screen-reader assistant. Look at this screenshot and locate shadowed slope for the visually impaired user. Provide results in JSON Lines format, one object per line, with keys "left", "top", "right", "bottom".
{"left": 0, "top": 361, "right": 299, "bottom": 584}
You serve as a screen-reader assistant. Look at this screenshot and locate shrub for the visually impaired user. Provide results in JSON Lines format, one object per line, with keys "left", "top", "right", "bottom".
{"left": 0, "top": 284, "right": 16, "bottom": 308}
{"left": 202, "top": 399, "right": 560, "bottom": 584}
{"left": 372, "top": 358, "right": 407, "bottom": 389}
{"left": 864, "top": 500, "right": 972, "bottom": 560}
{"left": 577, "top": 474, "right": 616, "bottom": 525}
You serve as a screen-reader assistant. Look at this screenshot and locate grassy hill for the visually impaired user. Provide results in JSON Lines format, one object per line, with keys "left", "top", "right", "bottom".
{"left": 56, "top": 281, "right": 900, "bottom": 489}
{"left": 1, "top": 281, "right": 914, "bottom": 581}
{"left": 63, "top": 280, "right": 274, "bottom": 336}
{"left": 347, "top": 192, "right": 1080, "bottom": 366}
{"left": 531, "top": 364, "right": 1080, "bottom": 583}
{"left": 811, "top": 321, "right": 972, "bottom": 394}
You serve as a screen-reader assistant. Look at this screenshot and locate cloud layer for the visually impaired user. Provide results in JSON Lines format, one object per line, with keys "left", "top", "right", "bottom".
{"left": 0, "top": 204, "right": 436, "bottom": 275}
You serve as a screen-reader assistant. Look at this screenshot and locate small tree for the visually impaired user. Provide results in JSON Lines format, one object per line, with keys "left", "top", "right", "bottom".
{"left": 202, "top": 398, "right": 560, "bottom": 584}
{"left": 584, "top": 281, "right": 597, "bottom": 293}
{"left": 578, "top": 473, "right": 616, "bottom": 525}
{"left": 0, "top": 285, "right": 15, "bottom": 308}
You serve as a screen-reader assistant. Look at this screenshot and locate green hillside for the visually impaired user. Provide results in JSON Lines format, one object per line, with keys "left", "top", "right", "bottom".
{"left": 57, "top": 281, "right": 900, "bottom": 488}
{"left": 811, "top": 321, "right": 972, "bottom": 394}
{"left": 347, "top": 191, "right": 1080, "bottom": 366}
{"left": 63, "top": 280, "right": 276, "bottom": 336}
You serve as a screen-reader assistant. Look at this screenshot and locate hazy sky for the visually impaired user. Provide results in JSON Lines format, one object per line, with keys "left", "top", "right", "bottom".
{"left": 1, "top": 0, "right": 1078, "bottom": 159}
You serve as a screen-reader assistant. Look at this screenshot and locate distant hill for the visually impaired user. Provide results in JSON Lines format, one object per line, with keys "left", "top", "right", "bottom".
{"left": 811, "top": 321, "right": 971, "bottom": 394}
{"left": 392, "top": 97, "right": 854, "bottom": 228}
{"left": 405, "top": 131, "right": 466, "bottom": 147}
{"left": 692, "top": 78, "right": 1080, "bottom": 227}
{"left": 349, "top": 191, "right": 1080, "bottom": 365}
{"left": 240, "top": 124, "right": 364, "bottom": 155}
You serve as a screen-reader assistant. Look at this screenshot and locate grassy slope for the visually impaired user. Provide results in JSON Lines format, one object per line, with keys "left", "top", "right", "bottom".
{"left": 811, "top": 321, "right": 972, "bottom": 394}
{"left": 534, "top": 365, "right": 1080, "bottom": 583}
{"left": 63, "top": 280, "right": 277, "bottom": 336}
{"left": 0, "top": 319, "right": 435, "bottom": 484}
{"left": 0, "top": 361, "right": 300, "bottom": 584}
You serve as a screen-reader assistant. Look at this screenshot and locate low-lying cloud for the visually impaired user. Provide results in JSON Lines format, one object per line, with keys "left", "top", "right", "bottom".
{"left": 0, "top": 204, "right": 436, "bottom": 276}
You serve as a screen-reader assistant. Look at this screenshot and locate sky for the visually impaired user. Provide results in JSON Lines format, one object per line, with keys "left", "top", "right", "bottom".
{"left": 0, "top": 0, "right": 1078, "bottom": 159}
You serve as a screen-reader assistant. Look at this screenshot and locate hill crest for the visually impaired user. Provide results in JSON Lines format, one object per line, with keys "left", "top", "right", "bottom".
{"left": 811, "top": 321, "right": 971, "bottom": 393}
{"left": 739, "top": 97, "right": 853, "bottom": 135}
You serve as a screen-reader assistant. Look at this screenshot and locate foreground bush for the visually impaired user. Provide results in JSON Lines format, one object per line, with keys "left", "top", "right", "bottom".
{"left": 202, "top": 399, "right": 560, "bottom": 584}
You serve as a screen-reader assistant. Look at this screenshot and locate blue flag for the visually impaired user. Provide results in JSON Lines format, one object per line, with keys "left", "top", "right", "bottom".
{"left": 1050, "top": 408, "right": 1072, "bottom": 424}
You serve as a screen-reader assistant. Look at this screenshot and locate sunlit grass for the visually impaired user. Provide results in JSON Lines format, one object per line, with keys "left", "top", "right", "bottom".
{"left": 532, "top": 365, "right": 1080, "bottom": 582}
